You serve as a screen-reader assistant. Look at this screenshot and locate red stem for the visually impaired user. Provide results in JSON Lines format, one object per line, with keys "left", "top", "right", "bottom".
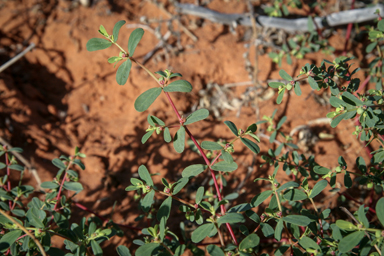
{"left": 5, "top": 148, "right": 11, "bottom": 209}
{"left": 74, "top": 202, "right": 142, "bottom": 231}
{"left": 163, "top": 91, "right": 238, "bottom": 246}
{"left": 338, "top": 192, "right": 376, "bottom": 214}
{"left": 342, "top": 0, "right": 355, "bottom": 55}
{"left": 53, "top": 169, "right": 69, "bottom": 211}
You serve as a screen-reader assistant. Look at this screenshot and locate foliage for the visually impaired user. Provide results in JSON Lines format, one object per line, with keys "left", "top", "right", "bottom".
{"left": 1, "top": 7, "right": 384, "bottom": 256}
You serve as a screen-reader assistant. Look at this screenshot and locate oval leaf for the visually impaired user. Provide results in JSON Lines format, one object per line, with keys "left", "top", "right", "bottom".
{"left": 207, "top": 244, "right": 224, "bottom": 256}
{"left": 138, "top": 165, "right": 154, "bottom": 186}
{"left": 157, "top": 196, "right": 172, "bottom": 221}
{"left": 173, "top": 126, "right": 186, "bottom": 153}
{"left": 141, "top": 190, "right": 155, "bottom": 213}
{"left": 63, "top": 182, "right": 83, "bottom": 193}
{"left": 217, "top": 213, "right": 245, "bottom": 225}
{"left": 283, "top": 215, "right": 311, "bottom": 226}
{"left": 376, "top": 197, "right": 384, "bottom": 227}
{"left": 338, "top": 231, "right": 365, "bottom": 253}
{"left": 116, "top": 59, "right": 132, "bottom": 85}
{"left": 117, "top": 245, "right": 131, "bottom": 256}
{"left": 240, "top": 137, "right": 260, "bottom": 154}
{"left": 135, "top": 243, "right": 160, "bottom": 256}
{"left": 128, "top": 28, "right": 144, "bottom": 56}
{"left": 283, "top": 189, "right": 307, "bottom": 201}
{"left": 134, "top": 87, "right": 162, "bottom": 112}
{"left": 211, "top": 161, "right": 238, "bottom": 172}
{"left": 239, "top": 233, "right": 260, "bottom": 250}
{"left": 112, "top": 20, "right": 126, "bottom": 42}
{"left": 251, "top": 190, "right": 273, "bottom": 208}
{"left": 309, "top": 180, "right": 328, "bottom": 199}
{"left": 201, "top": 141, "right": 222, "bottom": 150}
{"left": 279, "top": 69, "right": 293, "bottom": 81}
{"left": 86, "top": 38, "right": 112, "bottom": 52}
{"left": 224, "top": 121, "right": 238, "bottom": 136}
{"left": 164, "top": 80, "right": 192, "bottom": 93}
{"left": 184, "top": 109, "right": 209, "bottom": 125}
{"left": 191, "top": 223, "right": 214, "bottom": 243}
{"left": 182, "top": 164, "right": 206, "bottom": 178}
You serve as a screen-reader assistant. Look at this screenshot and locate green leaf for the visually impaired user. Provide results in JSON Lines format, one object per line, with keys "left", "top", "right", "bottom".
{"left": 0, "top": 230, "right": 22, "bottom": 253}
{"left": 279, "top": 69, "right": 292, "bottom": 81}
{"left": 239, "top": 233, "right": 260, "bottom": 250}
{"left": 261, "top": 223, "right": 274, "bottom": 237}
{"left": 342, "top": 91, "right": 363, "bottom": 106}
{"left": 112, "top": 20, "right": 126, "bottom": 42}
{"left": 336, "top": 220, "right": 356, "bottom": 231}
{"left": 276, "top": 116, "right": 287, "bottom": 129}
{"left": 170, "top": 73, "right": 182, "bottom": 78}
{"left": 221, "top": 150, "right": 233, "bottom": 163}
{"left": 308, "top": 76, "right": 319, "bottom": 90}
{"left": 201, "top": 141, "right": 222, "bottom": 150}
{"left": 331, "top": 112, "right": 346, "bottom": 128}
{"left": 358, "top": 204, "right": 369, "bottom": 228}
{"left": 329, "top": 96, "right": 345, "bottom": 108}
{"left": 40, "top": 181, "right": 59, "bottom": 189}
{"left": 155, "top": 70, "right": 167, "bottom": 77}
{"left": 163, "top": 127, "right": 172, "bottom": 143}
{"left": 108, "top": 56, "right": 123, "bottom": 64}
{"left": 378, "top": 19, "right": 384, "bottom": 32}
{"left": 116, "top": 59, "right": 132, "bottom": 85}
{"left": 277, "top": 181, "right": 299, "bottom": 192}
{"left": 294, "top": 82, "right": 302, "bottom": 96}
{"left": 283, "top": 215, "right": 311, "bottom": 226}
{"left": 376, "top": 197, "right": 384, "bottom": 227}
{"left": 246, "top": 123, "right": 257, "bottom": 133}
{"left": 313, "top": 166, "right": 331, "bottom": 175}
{"left": 63, "top": 182, "right": 83, "bottom": 193}
{"left": 128, "top": 28, "right": 144, "bottom": 56}
{"left": 366, "top": 42, "right": 377, "bottom": 53}
{"left": 195, "top": 187, "right": 204, "bottom": 204}
{"left": 184, "top": 109, "right": 209, "bottom": 125}
{"left": 338, "top": 231, "right": 365, "bottom": 253}
{"left": 207, "top": 244, "right": 224, "bottom": 256}
{"left": 99, "top": 25, "right": 108, "bottom": 36}
{"left": 299, "top": 236, "right": 320, "bottom": 251}
{"left": 134, "top": 87, "right": 162, "bottom": 112}
{"left": 157, "top": 196, "right": 172, "bottom": 221}
{"left": 240, "top": 137, "right": 260, "bottom": 154}
{"left": 173, "top": 126, "right": 186, "bottom": 153}
{"left": 217, "top": 213, "right": 245, "bottom": 225}
{"left": 172, "top": 177, "right": 189, "bottom": 195}
{"left": 91, "top": 240, "right": 103, "bottom": 256}
{"left": 117, "top": 245, "right": 131, "bottom": 256}
{"left": 283, "top": 189, "right": 307, "bottom": 201}
{"left": 309, "top": 180, "right": 328, "bottom": 198}
{"left": 269, "top": 82, "right": 284, "bottom": 88}
{"left": 182, "top": 164, "right": 206, "bottom": 178}
{"left": 26, "top": 208, "right": 45, "bottom": 228}
{"left": 191, "top": 223, "right": 214, "bottom": 243}
{"left": 7, "top": 147, "right": 23, "bottom": 153}
{"left": 211, "top": 161, "right": 238, "bottom": 172}
{"left": 224, "top": 121, "right": 238, "bottom": 136}
{"left": 0, "top": 162, "right": 5, "bottom": 169}
{"left": 86, "top": 38, "right": 112, "bottom": 52}
{"left": 251, "top": 190, "right": 273, "bottom": 208}
{"left": 164, "top": 80, "right": 193, "bottom": 93}
{"left": 274, "top": 219, "right": 284, "bottom": 241}
{"left": 9, "top": 164, "right": 24, "bottom": 171}
{"left": 138, "top": 165, "right": 154, "bottom": 186}
{"left": 135, "top": 243, "right": 160, "bottom": 256}
{"left": 142, "top": 130, "right": 154, "bottom": 144}
{"left": 141, "top": 190, "right": 155, "bottom": 212}
{"left": 276, "top": 89, "right": 285, "bottom": 104}
{"left": 344, "top": 172, "right": 352, "bottom": 188}
{"left": 52, "top": 158, "right": 66, "bottom": 169}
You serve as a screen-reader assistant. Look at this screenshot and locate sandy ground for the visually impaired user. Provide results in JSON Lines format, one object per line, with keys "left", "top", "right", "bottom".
{"left": 0, "top": 0, "right": 376, "bottom": 254}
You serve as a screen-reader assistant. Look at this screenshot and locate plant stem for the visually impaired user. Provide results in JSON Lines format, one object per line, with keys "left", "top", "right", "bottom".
{"left": 4, "top": 147, "right": 11, "bottom": 208}
{"left": 0, "top": 208, "right": 46, "bottom": 256}
{"left": 129, "top": 57, "right": 239, "bottom": 245}
{"left": 161, "top": 242, "right": 174, "bottom": 255}
{"left": 216, "top": 224, "right": 225, "bottom": 247}
{"left": 309, "top": 197, "right": 324, "bottom": 238}
{"left": 74, "top": 202, "right": 142, "bottom": 231}
{"left": 53, "top": 159, "right": 73, "bottom": 211}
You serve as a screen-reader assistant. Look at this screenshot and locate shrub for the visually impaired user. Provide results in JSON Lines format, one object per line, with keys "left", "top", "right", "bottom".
{"left": 1, "top": 12, "right": 384, "bottom": 256}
